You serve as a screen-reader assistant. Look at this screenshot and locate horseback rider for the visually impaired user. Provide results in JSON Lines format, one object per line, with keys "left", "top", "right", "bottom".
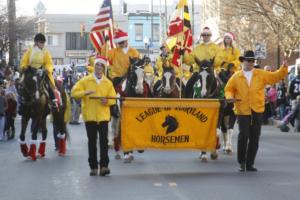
{"left": 184, "top": 27, "right": 221, "bottom": 72}
{"left": 183, "top": 27, "right": 221, "bottom": 162}
{"left": 216, "top": 32, "right": 241, "bottom": 74}
{"left": 19, "top": 33, "right": 58, "bottom": 111}
{"left": 215, "top": 32, "right": 241, "bottom": 153}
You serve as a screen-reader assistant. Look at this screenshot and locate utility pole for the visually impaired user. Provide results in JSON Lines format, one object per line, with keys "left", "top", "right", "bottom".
{"left": 7, "top": 0, "right": 17, "bottom": 67}
{"left": 165, "top": 0, "right": 167, "bottom": 36}
{"left": 151, "top": 0, "right": 153, "bottom": 44}
{"left": 192, "top": 0, "right": 194, "bottom": 36}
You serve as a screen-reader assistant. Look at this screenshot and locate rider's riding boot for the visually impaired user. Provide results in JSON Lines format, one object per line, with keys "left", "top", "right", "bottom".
{"left": 38, "top": 140, "right": 46, "bottom": 157}
{"left": 19, "top": 140, "right": 28, "bottom": 157}
{"left": 58, "top": 134, "right": 66, "bottom": 156}
{"left": 28, "top": 140, "right": 37, "bottom": 161}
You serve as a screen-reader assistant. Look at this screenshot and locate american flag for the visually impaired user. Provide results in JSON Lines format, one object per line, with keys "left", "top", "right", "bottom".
{"left": 89, "top": 0, "right": 115, "bottom": 53}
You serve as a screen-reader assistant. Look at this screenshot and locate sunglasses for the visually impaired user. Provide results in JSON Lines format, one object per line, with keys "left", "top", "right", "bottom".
{"left": 201, "top": 34, "right": 211, "bottom": 37}
{"left": 245, "top": 59, "right": 255, "bottom": 63}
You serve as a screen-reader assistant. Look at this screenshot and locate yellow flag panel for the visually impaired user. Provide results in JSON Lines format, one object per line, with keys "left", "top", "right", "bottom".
{"left": 121, "top": 98, "right": 220, "bottom": 151}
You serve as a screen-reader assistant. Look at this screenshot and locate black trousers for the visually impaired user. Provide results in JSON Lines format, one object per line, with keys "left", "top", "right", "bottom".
{"left": 85, "top": 121, "right": 109, "bottom": 169}
{"left": 237, "top": 111, "right": 263, "bottom": 167}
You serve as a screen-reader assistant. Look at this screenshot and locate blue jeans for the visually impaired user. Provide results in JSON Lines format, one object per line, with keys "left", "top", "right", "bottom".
{"left": 279, "top": 104, "right": 286, "bottom": 120}
{"left": 0, "top": 116, "right": 6, "bottom": 139}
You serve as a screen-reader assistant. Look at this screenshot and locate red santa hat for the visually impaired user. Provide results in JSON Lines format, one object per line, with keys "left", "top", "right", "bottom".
{"left": 114, "top": 29, "right": 128, "bottom": 43}
{"left": 94, "top": 56, "right": 108, "bottom": 66}
{"left": 224, "top": 32, "right": 235, "bottom": 41}
{"left": 201, "top": 27, "right": 212, "bottom": 35}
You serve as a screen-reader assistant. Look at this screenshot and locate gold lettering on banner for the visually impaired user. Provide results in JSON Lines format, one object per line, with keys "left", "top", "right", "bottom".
{"left": 135, "top": 107, "right": 208, "bottom": 123}
{"left": 151, "top": 135, "right": 190, "bottom": 145}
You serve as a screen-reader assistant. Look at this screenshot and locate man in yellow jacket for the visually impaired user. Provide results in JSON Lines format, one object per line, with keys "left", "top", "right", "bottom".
{"left": 71, "top": 56, "right": 116, "bottom": 176}
{"left": 100, "top": 29, "right": 140, "bottom": 86}
{"left": 184, "top": 27, "right": 220, "bottom": 72}
{"left": 20, "top": 33, "right": 58, "bottom": 110}
{"left": 225, "top": 50, "right": 288, "bottom": 172}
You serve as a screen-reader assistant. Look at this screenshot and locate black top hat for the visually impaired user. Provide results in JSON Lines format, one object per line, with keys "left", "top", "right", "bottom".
{"left": 239, "top": 50, "right": 256, "bottom": 62}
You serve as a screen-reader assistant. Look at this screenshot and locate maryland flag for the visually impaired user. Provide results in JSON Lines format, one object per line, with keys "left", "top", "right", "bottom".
{"left": 167, "top": 0, "right": 193, "bottom": 67}
{"left": 121, "top": 98, "right": 220, "bottom": 151}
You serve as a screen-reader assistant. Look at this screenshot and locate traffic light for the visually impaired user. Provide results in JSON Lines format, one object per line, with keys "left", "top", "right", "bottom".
{"left": 80, "top": 23, "right": 85, "bottom": 37}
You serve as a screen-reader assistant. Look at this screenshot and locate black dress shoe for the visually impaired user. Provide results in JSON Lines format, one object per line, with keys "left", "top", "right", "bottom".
{"left": 239, "top": 164, "right": 246, "bottom": 172}
{"left": 246, "top": 166, "right": 258, "bottom": 172}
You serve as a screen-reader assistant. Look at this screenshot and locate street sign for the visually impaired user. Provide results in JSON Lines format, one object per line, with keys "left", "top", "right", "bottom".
{"left": 254, "top": 42, "right": 267, "bottom": 59}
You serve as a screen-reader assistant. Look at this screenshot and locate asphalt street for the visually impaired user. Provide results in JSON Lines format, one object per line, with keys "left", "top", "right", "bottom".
{"left": 0, "top": 118, "right": 300, "bottom": 200}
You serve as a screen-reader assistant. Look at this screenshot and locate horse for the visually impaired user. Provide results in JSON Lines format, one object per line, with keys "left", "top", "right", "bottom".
{"left": 111, "top": 56, "right": 151, "bottom": 163}
{"left": 153, "top": 66, "right": 183, "bottom": 98}
{"left": 217, "top": 67, "right": 237, "bottom": 154}
{"left": 18, "top": 67, "right": 50, "bottom": 161}
{"left": 184, "top": 58, "right": 222, "bottom": 162}
{"left": 52, "top": 77, "right": 71, "bottom": 156}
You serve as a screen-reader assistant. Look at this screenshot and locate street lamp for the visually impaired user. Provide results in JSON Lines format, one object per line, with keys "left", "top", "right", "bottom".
{"left": 144, "top": 36, "right": 150, "bottom": 56}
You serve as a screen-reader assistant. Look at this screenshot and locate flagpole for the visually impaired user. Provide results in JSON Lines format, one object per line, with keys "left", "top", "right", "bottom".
{"left": 179, "top": 1, "right": 184, "bottom": 99}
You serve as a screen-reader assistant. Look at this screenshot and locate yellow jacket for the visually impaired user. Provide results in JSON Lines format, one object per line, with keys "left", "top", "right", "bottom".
{"left": 71, "top": 74, "right": 116, "bottom": 122}
{"left": 225, "top": 66, "right": 288, "bottom": 115}
{"left": 86, "top": 56, "right": 95, "bottom": 74}
{"left": 215, "top": 46, "right": 241, "bottom": 72}
{"left": 155, "top": 54, "right": 181, "bottom": 78}
{"left": 20, "top": 46, "right": 55, "bottom": 87}
{"left": 101, "top": 45, "right": 140, "bottom": 78}
{"left": 184, "top": 42, "right": 220, "bottom": 71}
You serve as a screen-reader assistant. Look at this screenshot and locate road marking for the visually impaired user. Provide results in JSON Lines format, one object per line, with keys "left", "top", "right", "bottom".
{"left": 153, "top": 182, "right": 163, "bottom": 187}
{"left": 168, "top": 182, "right": 177, "bottom": 187}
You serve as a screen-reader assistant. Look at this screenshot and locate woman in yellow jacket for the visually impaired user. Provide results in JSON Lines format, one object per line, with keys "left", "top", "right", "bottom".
{"left": 215, "top": 32, "right": 241, "bottom": 73}
{"left": 20, "top": 33, "right": 57, "bottom": 109}
{"left": 71, "top": 56, "right": 116, "bottom": 176}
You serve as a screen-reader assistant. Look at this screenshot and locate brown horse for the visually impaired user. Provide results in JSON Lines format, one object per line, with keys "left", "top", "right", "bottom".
{"left": 18, "top": 67, "right": 49, "bottom": 160}
{"left": 153, "top": 67, "right": 183, "bottom": 98}
{"left": 52, "top": 78, "right": 70, "bottom": 156}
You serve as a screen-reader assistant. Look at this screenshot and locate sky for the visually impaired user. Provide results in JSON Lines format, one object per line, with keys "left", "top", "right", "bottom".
{"left": 0, "top": 0, "right": 179, "bottom": 16}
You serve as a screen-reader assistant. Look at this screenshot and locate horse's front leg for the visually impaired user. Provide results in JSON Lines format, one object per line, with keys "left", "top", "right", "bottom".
{"left": 37, "top": 117, "right": 47, "bottom": 158}
{"left": 19, "top": 115, "right": 30, "bottom": 157}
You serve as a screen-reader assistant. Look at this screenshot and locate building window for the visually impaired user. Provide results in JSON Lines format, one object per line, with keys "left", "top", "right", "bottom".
{"left": 153, "top": 24, "right": 160, "bottom": 42}
{"left": 135, "top": 24, "right": 143, "bottom": 41}
{"left": 47, "top": 35, "right": 53, "bottom": 46}
{"left": 66, "top": 32, "right": 93, "bottom": 50}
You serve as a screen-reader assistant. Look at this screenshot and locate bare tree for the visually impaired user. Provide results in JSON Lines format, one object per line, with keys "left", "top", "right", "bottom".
{"left": 221, "top": 0, "right": 300, "bottom": 57}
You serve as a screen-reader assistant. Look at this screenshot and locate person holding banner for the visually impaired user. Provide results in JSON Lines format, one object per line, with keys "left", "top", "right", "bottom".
{"left": 71, "top": 56, "right": 116, "bottom": 176}
{"left": 225, "top": 50, "right": 288, "bottom": 172}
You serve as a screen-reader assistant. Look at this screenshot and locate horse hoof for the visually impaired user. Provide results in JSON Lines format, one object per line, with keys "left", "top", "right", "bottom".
{"left": 115, "top": 154, "right": 121, "bottom": 160}
{"left": 210, "top": 153, "right": 218, "bottom": 160}
{"left": 225, "top": 149, "right": 232, "bottom": 154}
{"left": 199, "top": 154, "right": 208, "bottom": 162}
{"left": 58, "top": 153, "right": 65, "bottom": 157}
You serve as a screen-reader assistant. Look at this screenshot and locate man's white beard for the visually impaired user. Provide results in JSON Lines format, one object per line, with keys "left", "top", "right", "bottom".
{"left": 122, "top": 47, "right": 129, "bottom": 54}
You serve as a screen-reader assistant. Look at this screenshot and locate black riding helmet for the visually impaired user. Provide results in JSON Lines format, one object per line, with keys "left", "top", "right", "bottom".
{"left": 34, "top": 33, "right": 46, "bottom": 43}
